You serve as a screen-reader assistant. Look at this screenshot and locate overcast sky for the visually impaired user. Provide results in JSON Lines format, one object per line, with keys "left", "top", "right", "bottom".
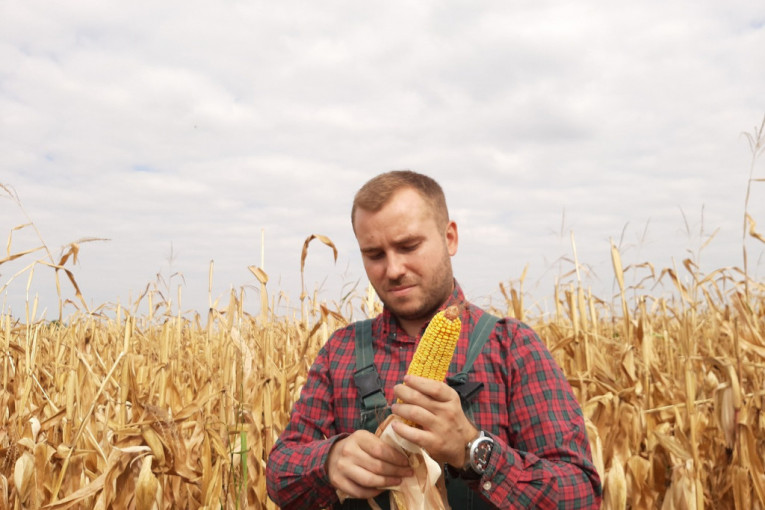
{"left": 2, "top": 1, "right": 765, "bottom": 321}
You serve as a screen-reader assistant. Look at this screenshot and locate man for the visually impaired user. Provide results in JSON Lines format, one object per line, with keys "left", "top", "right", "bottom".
{"left": 266, "top": 171, "right": 602, "bottom": 509}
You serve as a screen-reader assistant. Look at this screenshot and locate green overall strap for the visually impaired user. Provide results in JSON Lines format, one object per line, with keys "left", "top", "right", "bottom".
{"left": 445, "top": 311, "right": 499, "bottom": 403}
{"left": 348, "top": 318, "right": 391, "bottom": 510}
{"left": 353, "top": 319, "right": 389, "bottom": 432}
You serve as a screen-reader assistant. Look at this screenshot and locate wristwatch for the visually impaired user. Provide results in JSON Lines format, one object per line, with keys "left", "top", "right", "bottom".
{"left": 462, "top": 430, "right": 494, "bottom": 479}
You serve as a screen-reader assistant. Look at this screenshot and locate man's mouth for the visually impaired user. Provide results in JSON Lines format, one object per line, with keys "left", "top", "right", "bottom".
{"left": 388, "top": 284, "right": 415, "bottom": 296}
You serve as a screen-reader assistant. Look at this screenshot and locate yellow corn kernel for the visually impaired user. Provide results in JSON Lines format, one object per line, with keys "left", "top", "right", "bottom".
{"left": 406, "top": 305, "right": 462, "bottom": 382}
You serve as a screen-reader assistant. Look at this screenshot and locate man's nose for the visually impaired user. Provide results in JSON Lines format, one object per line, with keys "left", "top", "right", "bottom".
{"left": 385, "top": 253, "right": 406, "bottom": 281}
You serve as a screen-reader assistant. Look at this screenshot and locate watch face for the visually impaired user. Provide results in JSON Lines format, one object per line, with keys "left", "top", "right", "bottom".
{"left": 471, "top": 437, "right": 493, "bottom": 473}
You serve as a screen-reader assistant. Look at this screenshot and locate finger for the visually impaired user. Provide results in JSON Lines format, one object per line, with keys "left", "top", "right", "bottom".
{"left": 393, "top": 383, "right": 452, "bottom": 415}
{"left": 401, "top": 375, "right": 454, "bottom": 401}
{"left": 343, "top": 464, "right": 406, "bottom": 496}
{"left": 389, "top": 413, "right": 473, "bottom": 467}
{"left": 390, "top": 415, "right": 429, "bottom": 443}
{"left": 391, "top": 400, "right": 432, "bottom": 424}
{"left": 331, "top": 443, "right": 410, "bottom": 496}
{"left": 361, "top": 449, "right": 413, "bottom": 478}
{"left": 354, "top": 439, "right": 414, "bottom": 486}
{"left": 358, "top": 433, "right": 412, "bottom": 469}
{"left": 335, "top": 476, "right": 383, "bottom": 500}
{"left": 393, "top": 382, "right": 422, "bottom": 404}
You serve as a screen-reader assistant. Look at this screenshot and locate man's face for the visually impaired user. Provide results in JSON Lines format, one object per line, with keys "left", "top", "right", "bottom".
{"left": 353, "top": 188, "right": 458, "bottom": 324}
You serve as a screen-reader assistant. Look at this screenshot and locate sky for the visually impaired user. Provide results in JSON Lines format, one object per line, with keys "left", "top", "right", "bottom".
{"left": 2, "top": 1, "right": 765, "bottom": 321}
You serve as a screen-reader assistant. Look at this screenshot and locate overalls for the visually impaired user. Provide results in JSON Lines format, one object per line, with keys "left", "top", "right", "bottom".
{"left": 341, "top": 312, "right": 499, "bottom": 510}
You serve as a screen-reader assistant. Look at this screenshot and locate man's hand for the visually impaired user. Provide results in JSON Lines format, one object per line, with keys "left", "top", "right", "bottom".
{"left": 390, "top": 375, "right": 479, "bottom": 468}
{"left": 326, "top": 430, "right": 413, "bottom": 499}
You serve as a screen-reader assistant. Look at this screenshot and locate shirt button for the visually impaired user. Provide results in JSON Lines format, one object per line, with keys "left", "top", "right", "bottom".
{"left": 482, "top": 481, "right": 492, "bottom": 491}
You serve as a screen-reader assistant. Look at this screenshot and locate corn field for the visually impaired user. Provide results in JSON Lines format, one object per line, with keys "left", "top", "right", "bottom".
{"left": 2, "top": 117, "right": 764, "bottom": 508}
{"left": 0, "top": 251, "right": 763, "bottom": 509}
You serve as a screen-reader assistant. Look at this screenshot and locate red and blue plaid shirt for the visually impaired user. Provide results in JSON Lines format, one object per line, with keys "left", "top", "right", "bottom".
{"left": 267, "top": 282, "right": 602, "bottom": 509}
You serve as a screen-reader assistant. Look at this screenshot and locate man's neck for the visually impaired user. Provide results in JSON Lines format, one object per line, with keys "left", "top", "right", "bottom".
{"left": 398, "top": 317, "right": 429, "bottom": 338}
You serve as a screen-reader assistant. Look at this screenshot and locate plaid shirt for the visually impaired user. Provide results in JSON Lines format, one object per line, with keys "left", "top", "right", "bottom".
{"left": 266, "top": 283, "right": 602, "bottom": 509}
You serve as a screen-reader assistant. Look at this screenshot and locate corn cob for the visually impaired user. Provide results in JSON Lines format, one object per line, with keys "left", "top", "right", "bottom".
{"left": 399, "top": 305, "right": 462, "bottom": 426}
{"left": 407, "top": 305, "right": 462, "bottom": 382}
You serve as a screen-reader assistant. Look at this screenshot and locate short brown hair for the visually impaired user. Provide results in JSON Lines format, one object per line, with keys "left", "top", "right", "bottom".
{"left": 351, "top": 170, "right": 449, "bottom": 229}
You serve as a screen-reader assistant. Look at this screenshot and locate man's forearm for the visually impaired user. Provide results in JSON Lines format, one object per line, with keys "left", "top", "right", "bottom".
{"left": 266, "top": 436, "right": 342, "bottom": 510}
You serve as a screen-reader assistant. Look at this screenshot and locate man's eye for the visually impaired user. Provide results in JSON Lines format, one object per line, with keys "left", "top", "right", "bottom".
{"left": 366, "top": 252, "right": 384, "bottom": 260}
{"left": 401, "top": 244, "right": 418, "bottom": 252}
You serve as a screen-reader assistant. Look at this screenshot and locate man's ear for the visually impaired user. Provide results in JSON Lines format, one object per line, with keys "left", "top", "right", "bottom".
{"left": 445, "top": 220, "right": 458, "bottom": 256}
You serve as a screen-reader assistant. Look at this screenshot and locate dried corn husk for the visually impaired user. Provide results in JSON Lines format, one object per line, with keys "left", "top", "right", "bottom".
{"left": 367, "top": 415, "right": 449, "bottom": 510}
{"left": 135, "top": 455, "right": 161, "bottom": 510}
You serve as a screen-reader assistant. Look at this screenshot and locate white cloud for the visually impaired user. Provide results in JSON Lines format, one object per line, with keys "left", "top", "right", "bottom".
{"left": 1, "top": 1, "right": 764, "bottom": 318}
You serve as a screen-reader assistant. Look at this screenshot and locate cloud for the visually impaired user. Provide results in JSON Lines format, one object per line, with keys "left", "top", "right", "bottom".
{"left": 2, "top": 1, "right": 765, "bottom": 318}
